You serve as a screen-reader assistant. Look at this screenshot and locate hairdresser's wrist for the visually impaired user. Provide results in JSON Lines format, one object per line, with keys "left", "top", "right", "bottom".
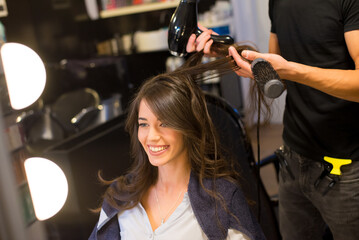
{"left": 279, "top": 61, "right": 312, "bottom": 84}
{"left": 277, "top": 61, "right": 301, "bottom": 80}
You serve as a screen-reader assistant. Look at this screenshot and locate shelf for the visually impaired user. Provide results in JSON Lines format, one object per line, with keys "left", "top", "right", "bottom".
{"left": 100, "top": 1, "right": 179, "bottom": 18}
{"left": 199, "top": 19, "right": 232, "bottom": 29}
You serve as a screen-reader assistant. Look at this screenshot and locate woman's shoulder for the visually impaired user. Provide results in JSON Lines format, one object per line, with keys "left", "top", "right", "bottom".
{"left": 189, "top": 172, "right": 242, "bottom": 200}
{"left": 214, "top": 177, "right": 239, "bottom": 189}
{"left": 192, "top": 171, "right": 239, "bottom": 187}
{"left": 213, "top": 177, "right": 245, "bottom": 202}
{"left": 100, "top": 180, "right": 125, "bottom": 215}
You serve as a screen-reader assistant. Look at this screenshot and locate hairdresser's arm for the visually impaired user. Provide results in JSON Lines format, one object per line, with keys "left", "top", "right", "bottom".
{"left": 229, "top": 31, "right": 359, "bottom": 102}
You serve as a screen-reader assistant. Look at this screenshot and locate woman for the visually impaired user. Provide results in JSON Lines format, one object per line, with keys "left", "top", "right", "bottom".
{"left": 89, "top": 44, "right": 267, "bottom": 240}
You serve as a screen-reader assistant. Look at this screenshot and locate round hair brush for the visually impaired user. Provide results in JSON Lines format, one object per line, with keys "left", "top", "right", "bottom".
{"left": 251, "top": 58, "right": 285, "bottom": 98}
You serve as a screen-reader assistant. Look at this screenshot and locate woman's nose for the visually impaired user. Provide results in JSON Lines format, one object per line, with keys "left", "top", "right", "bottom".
{"left": 148, "top": 126, "right": 161, "bottom": 141}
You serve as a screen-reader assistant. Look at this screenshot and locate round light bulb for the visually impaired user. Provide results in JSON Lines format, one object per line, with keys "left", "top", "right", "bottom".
{"left": 24, "top": 157, "right": 68, "bottom": 221}
{"left": 1, "top": 43, "right": 46, "bottom": 110}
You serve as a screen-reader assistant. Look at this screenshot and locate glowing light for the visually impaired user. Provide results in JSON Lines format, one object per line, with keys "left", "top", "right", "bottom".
{"left": 24, "top": 157, "right": 68, "bottom": 221}
{"left": 1, "top": 43, "right": 46, "bottom": 110}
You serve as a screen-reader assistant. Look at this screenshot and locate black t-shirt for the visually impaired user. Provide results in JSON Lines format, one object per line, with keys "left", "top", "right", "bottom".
{"left": 269, "top": 0, "right": 359, "bottom": 161}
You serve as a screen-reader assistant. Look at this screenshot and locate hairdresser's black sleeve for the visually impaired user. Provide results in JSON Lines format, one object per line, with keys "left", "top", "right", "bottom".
{"left": 343, "top": 0, "right": 359, "bottom": 32}
{"left": 269, "top": 0, "right": 276, "bottom": 33}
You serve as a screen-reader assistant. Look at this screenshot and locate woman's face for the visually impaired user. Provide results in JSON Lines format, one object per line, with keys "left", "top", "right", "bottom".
{"left": 137, "top": 99, "right": 187, "bottom": 168}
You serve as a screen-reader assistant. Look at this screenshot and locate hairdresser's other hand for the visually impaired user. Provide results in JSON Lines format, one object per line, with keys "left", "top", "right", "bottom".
{"left": 186, "top": 23, "right": 218, "bottom": 56}
{"left": 228, "top": 46, "right": 253, "bottom": 78}
{"left": 238, "top": 49, "right": 292, "bottom": 79}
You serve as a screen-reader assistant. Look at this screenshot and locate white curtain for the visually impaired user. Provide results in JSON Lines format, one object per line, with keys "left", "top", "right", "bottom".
{"left": 230, "top": 0, "right": 285, "bottom": 124}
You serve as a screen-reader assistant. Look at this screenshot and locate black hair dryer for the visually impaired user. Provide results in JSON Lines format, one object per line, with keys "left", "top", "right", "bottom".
{"left": 168, "top": 0, "right": 234, "bottom": 57}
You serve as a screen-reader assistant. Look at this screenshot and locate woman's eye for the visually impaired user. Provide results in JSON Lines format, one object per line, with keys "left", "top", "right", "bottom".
{"left": 138, "top": 123, "right": 147, "bottom": 127}
{"left": 160, "top": 123, "right": 168, "bottom": 127}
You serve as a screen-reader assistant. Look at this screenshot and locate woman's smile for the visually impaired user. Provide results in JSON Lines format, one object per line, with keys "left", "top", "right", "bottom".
{"left": 147, "top": 145, "right": 169, "bottom": 155}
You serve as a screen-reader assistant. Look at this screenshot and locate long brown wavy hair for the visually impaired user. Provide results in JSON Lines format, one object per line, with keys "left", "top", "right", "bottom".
{"left": 98, "top": 43, "right": 272, "bottom": 232}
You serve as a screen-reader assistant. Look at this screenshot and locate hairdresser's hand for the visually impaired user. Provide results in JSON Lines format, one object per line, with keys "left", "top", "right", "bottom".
{"left": 228, "top": 46, "right": 253, "bottom": 78}
{"left": 186, "top": 23, "right": 218, "bottom": 56}
{"left": 232, "top": 48, "right": 291, "bottom": 79}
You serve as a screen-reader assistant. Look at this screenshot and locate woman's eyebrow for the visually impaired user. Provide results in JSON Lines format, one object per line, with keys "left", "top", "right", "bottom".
{"left": 138, "top": 117, "right": 147, "bottom": 121}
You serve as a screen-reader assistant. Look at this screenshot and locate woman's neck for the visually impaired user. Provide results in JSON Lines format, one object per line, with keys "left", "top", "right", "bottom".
{"left": 156, "top": 163, "right": 191, "bottom": 192}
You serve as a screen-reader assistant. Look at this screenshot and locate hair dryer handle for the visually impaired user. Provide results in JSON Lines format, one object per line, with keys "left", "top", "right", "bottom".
{"left": 196, "top": 29, "right": 234, "bottom": 44}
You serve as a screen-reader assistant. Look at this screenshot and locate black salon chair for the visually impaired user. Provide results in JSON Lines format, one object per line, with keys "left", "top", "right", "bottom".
{"left": 205, "top": 92, "right": 281, "bottom": 240}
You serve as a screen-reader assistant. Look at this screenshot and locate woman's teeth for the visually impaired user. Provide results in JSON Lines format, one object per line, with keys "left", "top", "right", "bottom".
{"left": 149, "top": 146, "right": 168, "bottom": 152}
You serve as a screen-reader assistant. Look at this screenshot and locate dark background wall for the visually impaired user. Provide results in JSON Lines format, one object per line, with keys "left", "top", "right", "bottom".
{"left": 2, "top": 0, "right": 216, "bottom": 61}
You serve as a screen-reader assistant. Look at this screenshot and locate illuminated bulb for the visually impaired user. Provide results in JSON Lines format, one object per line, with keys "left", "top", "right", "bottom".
{"left": 24, "top": 157, "right": 68, "bottom": 221}
{"left": 1, "top": 43, "right": 46, "bottom": 110}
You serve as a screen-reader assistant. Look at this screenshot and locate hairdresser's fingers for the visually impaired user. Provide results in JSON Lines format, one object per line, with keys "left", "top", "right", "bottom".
{"left": 229, "top": 46, "right": 253, "bottom": 78}
{"left": 186, "top": 27, "right": 217, "bottom": 54}
{"left": 198, "top": 23, "right": 209, "bottom": 32}
{"left": 196, "top": 29, "right": 213, "bottom": 44}
{"left": 211, "top": 30, "right": 219, "bottom": 35}
{"left": 198, "top": 25, "right": 217, "bottom": 56}
{"left": 241, "top": 50, "right": 265, "bottom": 61}
{"left": 196, "top": 33, "right": 212, "bottom": 52}
{"left": 203, "top": 39, "right": 214, "bottom": 55}
{"left": 198, "top": 23, "right": 219, "bottom": 36}
{"left": 241, "top": 50, "right": 290, "bottom": 76}
{"left": 186, "top": 34, "right": 197, "bottom": 53}
{"left": 235, "top": 68, "right": 253, "bottom": 79}
{"left": 186, "top": 30, "right": 213, "bottom": 53}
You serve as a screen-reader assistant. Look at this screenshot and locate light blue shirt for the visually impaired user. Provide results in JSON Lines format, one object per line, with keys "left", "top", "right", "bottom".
{"left": 117, "top": 192, "right": 250, "bottom": 240}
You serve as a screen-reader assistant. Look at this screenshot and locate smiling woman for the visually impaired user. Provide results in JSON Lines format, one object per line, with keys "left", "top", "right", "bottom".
{"left": 137, "top": 99, "right": 187, "bottom": 169}
{"left": 89, "top": 43, "right": 267, "bottom": 240}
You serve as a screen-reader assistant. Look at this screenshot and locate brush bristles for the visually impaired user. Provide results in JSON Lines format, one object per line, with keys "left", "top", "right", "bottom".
{"left": 251, "top": 58, "right": 284, "bottom": 98}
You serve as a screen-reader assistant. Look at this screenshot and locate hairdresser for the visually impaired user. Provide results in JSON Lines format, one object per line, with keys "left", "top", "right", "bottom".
{"left": 187, "top": 1, "right": 359, "bottom": 239}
